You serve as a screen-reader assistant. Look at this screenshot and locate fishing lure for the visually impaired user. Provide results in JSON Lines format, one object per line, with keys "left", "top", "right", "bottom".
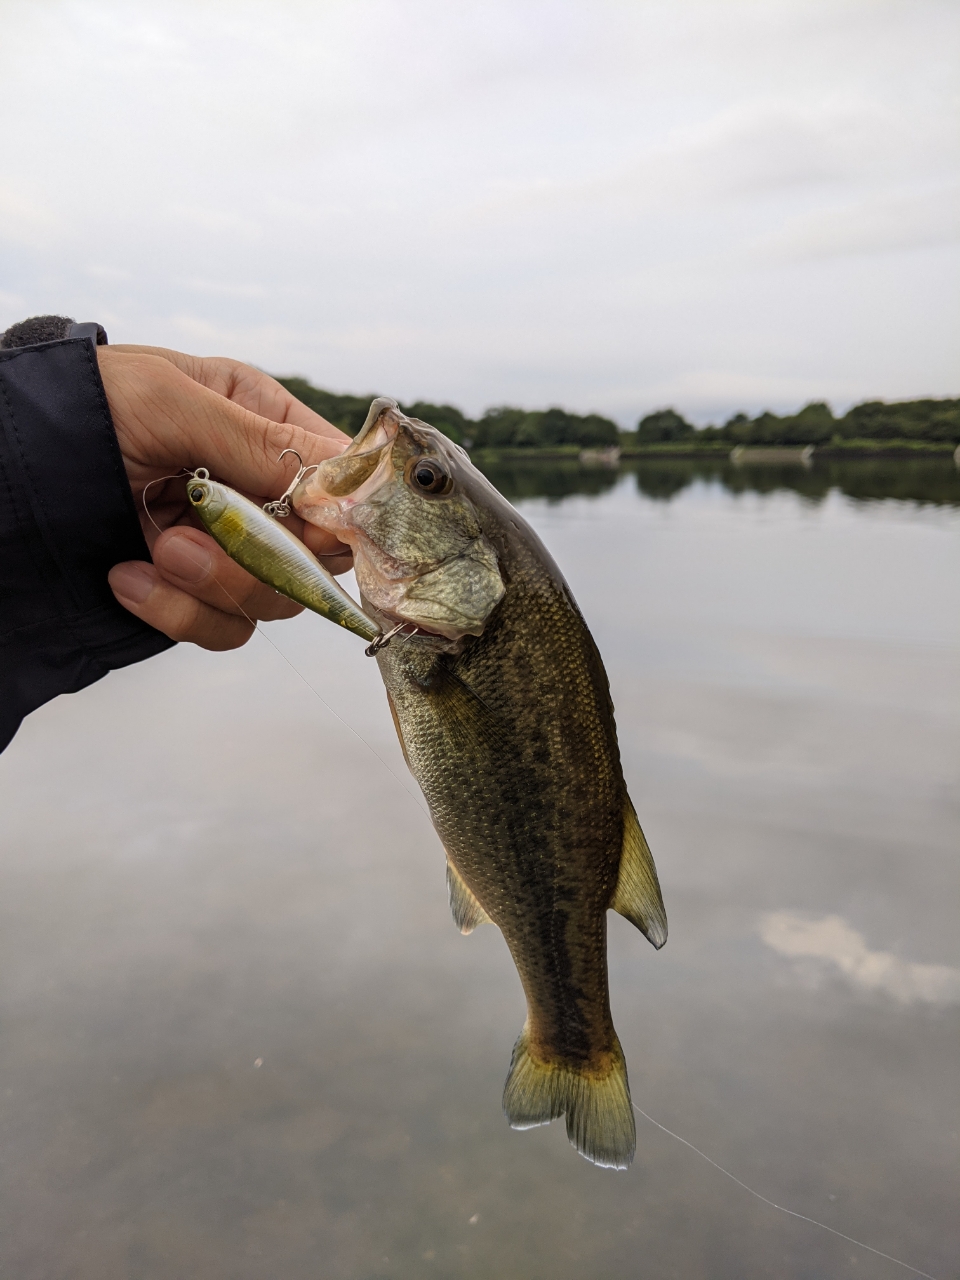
{"left": 186, "top": 467, "right": 381, "bottom": 644}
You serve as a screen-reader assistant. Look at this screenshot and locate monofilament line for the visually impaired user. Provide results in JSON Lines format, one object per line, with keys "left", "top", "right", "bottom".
{"left": 142, "top": 477, "right": 432, "bottom": 822}
{"left": 207, "top": 569, "right": 433, "bottom": 823}
{"left": 248, "top": 619, "right": 433, "bottom": 822}
{"left": 633, "top": 1104, "right": 938, "bottom": 1279}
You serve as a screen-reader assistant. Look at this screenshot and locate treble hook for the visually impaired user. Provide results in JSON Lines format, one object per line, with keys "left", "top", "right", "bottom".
{"left": 365, "top": 621, "right": 417, "bottom": 658}
{"left": 263, "top": 449, "right": 320, "bottom": 518}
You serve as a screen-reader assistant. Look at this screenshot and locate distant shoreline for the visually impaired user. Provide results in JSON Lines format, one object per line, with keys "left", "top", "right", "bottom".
{"left": 274, "top": 376, "right": 960, "bottom": 455}
{"left": 469, "top": 440, "right": 958, "bottom": 461}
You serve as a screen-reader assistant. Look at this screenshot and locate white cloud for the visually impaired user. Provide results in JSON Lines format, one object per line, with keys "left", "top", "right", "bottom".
{"left": 0, "top": 186, "right": 61, "bottom": 250}
{"left": 84, "top": 264, "right": 133, "bottom": 282}
{"left": 0, "top": 0, "right": 957, "bottom": 419}
{"left": 175, "top": 277, "right": 270, "bottom": 299}
{"left": 760, "top": 911, "right": 960, "bottom": 1006}
{"left": 762, "top": 185, "right": 960, "bottom": 261}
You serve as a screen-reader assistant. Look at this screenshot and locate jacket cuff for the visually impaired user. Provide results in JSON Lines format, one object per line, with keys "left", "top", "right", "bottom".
{"left": 0, "top": 335, "right": 175, "bottom": 751}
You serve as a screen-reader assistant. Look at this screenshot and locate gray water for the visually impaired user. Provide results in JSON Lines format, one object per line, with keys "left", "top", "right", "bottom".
{"left": 1, "top": 460, "right": 957, "bottom": 1280}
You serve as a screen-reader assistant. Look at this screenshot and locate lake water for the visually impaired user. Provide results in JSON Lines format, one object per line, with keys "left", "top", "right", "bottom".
{"left": 1, "top": 458, "right": 957, "bottom": 1280}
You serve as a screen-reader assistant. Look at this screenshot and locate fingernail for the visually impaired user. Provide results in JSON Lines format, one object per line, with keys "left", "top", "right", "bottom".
{"left": 109, "top": 562, "right": 157, "bottom": 604}
{"left": 159, "top": 535, "right": 212, "bottom": 584}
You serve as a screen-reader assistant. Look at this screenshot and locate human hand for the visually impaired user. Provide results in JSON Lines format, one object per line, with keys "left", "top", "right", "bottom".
{"left": 99, "top": 345, "right": 354, "bottom": 650}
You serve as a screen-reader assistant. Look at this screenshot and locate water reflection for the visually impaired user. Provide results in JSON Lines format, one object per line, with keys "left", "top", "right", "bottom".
{"left": 475, "top": 453, "right": 960, "bottom": 507}
{"left": 0, "top": 456, "right": 956, "bottom": 1279}
{"left": 472, "top": 456, "right": 622, "bottom": 502}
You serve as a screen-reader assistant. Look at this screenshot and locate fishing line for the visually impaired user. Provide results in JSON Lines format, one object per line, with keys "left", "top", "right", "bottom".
{"left": 242, "top": 620, "right": 432, "bottom": 822}
{"left": 632, "top": 1103, "right": 938, "bottom": 1279}
{"left": 141, "top": 478, "right": 432, "bottom": 823}
{"left": 141, "top": 470, "right": 194, "bottom": 534}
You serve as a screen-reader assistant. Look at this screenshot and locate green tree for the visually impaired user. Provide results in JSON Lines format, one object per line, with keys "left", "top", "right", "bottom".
{"left": 274, "top": 377, "right": 377, "bottom": 437}
{"left": 840, "top": 399, "right": 960, "bottom": 442}
{"left": 515, "top": 412, "right": 547, "bottom": 447}
{"left": 637, "top": 409, "right": 695, "bottom": 443}
{"left": 577, "top": 413, "right": 620, "bottom": 446}
{"left": 539, "top": 407, "right": 575, "bottom": 446}
{"left": 786, "top": 402, "right": 835, "bottom": 444}
{"left": 401, "top": 400, "right": 470, "bottom": 444}
{"left": 473, "top": 406, "right": 527, "bottom": 448}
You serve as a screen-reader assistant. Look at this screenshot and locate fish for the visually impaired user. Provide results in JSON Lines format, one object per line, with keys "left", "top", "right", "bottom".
{"left": 186, "top": 471, "right": 381, "bottom": 643}
{"left": 293, "top": 399, "right": 667, "bottom": 1169}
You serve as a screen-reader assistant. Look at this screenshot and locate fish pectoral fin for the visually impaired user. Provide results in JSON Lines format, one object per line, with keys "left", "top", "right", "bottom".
{"left": 446, "top": 859, "right": 492, "bottom": 935}
{"left": 611, "top": 798, "right": 668, "bottom": 949}
{"left": 432, "top": 658, "right": 500, "bottom": 723}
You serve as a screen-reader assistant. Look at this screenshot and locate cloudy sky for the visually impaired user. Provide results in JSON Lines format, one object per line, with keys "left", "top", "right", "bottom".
{"left": 1, "top": 0, "right": 957, "bottom": 424}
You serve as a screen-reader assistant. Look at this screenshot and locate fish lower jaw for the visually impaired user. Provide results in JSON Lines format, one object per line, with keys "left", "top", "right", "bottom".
{"left": 369, "top": 607, "right": 448, "bottom": 642}
{"left": 357, "top": 576, "right": 450, "bottom": 642}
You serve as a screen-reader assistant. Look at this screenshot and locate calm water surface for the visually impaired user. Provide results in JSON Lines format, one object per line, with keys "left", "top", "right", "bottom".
{"left": 1, "top": 460, "right": 957, "bottom": 1279}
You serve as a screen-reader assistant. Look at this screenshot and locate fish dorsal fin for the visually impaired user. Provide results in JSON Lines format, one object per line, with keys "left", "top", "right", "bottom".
{"left": 611, "top": 799, "right": 668, "bottom": 949}
{"left": 446, "top": 859, "right": 492, "bottom": 935}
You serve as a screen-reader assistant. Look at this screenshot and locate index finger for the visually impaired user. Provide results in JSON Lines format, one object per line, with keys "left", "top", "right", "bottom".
{"left": 109, "top": 346, "right": 349, "bottom": 444}
{"left": 103, "top": 350, "right": 346, "bottom": 499}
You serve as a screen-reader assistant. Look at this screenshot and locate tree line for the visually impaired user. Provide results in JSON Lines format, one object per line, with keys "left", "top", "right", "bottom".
{"left": 275, "top": 377, "right": 960, "bottom": 448}
{"left": 274, "top": 377, "right": 620, "bottom": 447}
{"left": 635, "top": 400, "right": 960, "bottom": 445}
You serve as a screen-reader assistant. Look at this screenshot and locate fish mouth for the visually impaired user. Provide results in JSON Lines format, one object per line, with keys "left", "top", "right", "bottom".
{"left": 290, "top": 401, "right": 435, "bottom": 633}
{"left": 291, "top": 398, "right": 502, "bottom": 644}
{"left": 351, "top": 397, "right": 405, "bottom": 452}
{"left": 294, "top": 399, "right": 403, "bottom": 515}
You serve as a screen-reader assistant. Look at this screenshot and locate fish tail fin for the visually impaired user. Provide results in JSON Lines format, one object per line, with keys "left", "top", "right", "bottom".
{"left": 502, "top": 1026, "right": 636, "bottom": 1169}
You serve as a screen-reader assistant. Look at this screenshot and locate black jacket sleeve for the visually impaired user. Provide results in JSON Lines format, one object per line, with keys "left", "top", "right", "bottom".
{"left": 0, "top": 328, "right": 175, "bottom": 753}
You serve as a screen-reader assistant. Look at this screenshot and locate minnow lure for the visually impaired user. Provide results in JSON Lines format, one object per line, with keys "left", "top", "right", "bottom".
{"left": 186, "top": 469, "right": 381, "bottom": 644}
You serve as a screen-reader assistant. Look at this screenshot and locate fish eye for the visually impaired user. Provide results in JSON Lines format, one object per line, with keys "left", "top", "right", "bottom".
{"left": 406, "top": 457, "right": 452, "bottom": 496}
{"left": 189, "top": 487, "right": 205, "bottom": 503}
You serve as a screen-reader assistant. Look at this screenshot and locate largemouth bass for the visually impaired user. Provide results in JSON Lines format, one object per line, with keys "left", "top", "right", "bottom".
{"left": 293, "top": 400, "right": 667, "bottom": 1169}
{"left": 186, "top": 471, "right": 380, "bottom": 643}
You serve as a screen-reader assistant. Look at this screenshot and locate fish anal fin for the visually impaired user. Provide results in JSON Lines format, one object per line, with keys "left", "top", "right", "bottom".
{"left": 446, "top": 859, "right": 492, "bottom": 935}
{"left": 611, "top": 799, "right": 668, "bottom": 949}
{"left": 502, "top": 1026, "right": 636, "bottom": 1169}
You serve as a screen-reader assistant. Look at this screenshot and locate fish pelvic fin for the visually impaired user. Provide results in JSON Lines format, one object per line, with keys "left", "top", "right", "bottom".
{"left": 384, "top": 688, "right": 413, "bottom": 772}
{"left": 611, "top": 798, "right": 668, "bottom": 949}
{"left": 502, "top": 1027, "right": 636, "bottom": 1170}
{"left": 446, "top": 859, "right": 492, "bottom": 935}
